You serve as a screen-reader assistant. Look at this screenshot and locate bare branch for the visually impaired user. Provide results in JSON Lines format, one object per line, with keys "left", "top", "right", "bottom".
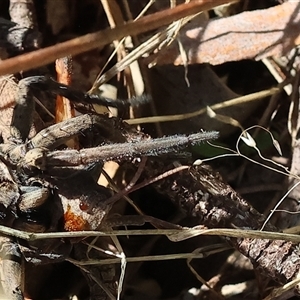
{"left": 0, "top": 0, "right": 233, "bottom": 76}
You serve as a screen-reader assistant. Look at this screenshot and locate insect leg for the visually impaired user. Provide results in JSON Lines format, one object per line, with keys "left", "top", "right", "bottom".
{"left": 27, "top": 114, "right": 127, "bottom": 150}
{"left": 10, "top": 74, "right": 148, "bottom": 143}
{"left": 16, "top": 76, "right": 149, "bottom": 110}
{"left": 23, "top": 131, "right": 219, "bottom": 170}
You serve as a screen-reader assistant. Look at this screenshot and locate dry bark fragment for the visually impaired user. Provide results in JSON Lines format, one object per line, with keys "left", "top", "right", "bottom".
{"left": 147, "top": 162, "right": 300, "bottom": 292}
{"left": 0, "top": 0, "right": 41, "bottom": 55}
{"left": 148, "top": 1, "right": 300, "bottom": 66}
{"left": 9, "top": 0, "right": 38, "bottom": 29}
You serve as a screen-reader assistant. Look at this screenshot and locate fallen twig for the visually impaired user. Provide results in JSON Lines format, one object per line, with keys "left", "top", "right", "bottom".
{"left": 0, "top": 0, "right": 233, "bottom": 76}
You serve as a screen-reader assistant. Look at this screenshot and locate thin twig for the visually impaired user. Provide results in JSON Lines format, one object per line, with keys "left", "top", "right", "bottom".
{"left": 0, "top": 0, "right": 233, "bottom": 76}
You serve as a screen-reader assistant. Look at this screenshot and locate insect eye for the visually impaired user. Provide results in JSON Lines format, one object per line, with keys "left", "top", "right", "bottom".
{"left": 79, "top": 202, "right": 89, "bottom": 211}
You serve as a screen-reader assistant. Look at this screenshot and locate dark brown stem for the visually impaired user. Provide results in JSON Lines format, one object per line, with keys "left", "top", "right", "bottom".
{"left": 147, "top": 162, "right": 300, "bottom": 287}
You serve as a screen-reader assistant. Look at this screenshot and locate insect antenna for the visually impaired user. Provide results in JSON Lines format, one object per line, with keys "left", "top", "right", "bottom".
{"left": 25, "top": 75, "right": 150, "bottom": 109}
